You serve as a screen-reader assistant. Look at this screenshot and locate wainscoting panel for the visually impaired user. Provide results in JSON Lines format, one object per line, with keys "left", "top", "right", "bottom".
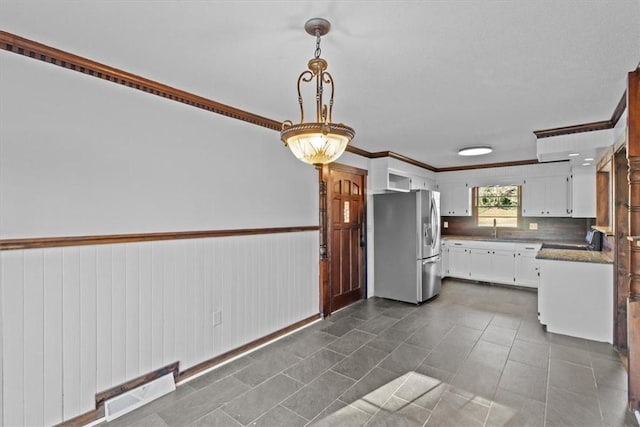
{"left": 0, "top": 231, "right": 319, "bottom": 426}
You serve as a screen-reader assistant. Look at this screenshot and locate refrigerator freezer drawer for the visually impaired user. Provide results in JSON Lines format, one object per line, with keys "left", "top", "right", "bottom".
{"left": 420, "top": 255, "right": 442, "bottom": 302}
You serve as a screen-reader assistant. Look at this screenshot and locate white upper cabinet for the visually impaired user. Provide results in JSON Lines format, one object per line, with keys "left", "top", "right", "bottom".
{"left": 438, "top": 181, "right": 471, "bottom": 216}
{"left": 371, "top": 158, "right": 435, "bottom": 194}
{"left": 521, "top": 175, "right": 571, "bottom": 217}
{"left": 571, "top": 167, "right": 596, "bottom": 218}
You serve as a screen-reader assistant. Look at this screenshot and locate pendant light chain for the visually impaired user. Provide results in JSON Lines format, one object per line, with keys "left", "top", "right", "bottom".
{"left": 314, "top": 30, "right": 322, "bottom": 59}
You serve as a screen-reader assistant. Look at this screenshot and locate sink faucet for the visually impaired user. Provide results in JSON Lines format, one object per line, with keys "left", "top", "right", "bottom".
{"left": 492, "top": 218, "right": 497, "bottom": 238}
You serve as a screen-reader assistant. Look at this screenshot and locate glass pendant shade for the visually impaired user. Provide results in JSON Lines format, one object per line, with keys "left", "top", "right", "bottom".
{"left": 281, "top": 18, "right": 354, "bottom": 165}
{"left": 282, "top": 123, "right": 354, "bottom": 164}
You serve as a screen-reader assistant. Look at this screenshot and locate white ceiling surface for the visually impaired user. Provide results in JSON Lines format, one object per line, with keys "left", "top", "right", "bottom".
{"left": 1, "top": 1, "right": 639, "bottom": 168}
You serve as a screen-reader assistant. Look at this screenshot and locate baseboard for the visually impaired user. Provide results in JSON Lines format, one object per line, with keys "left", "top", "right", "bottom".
{"left": 54, "top": 313, "right": 321, "bottom": 426}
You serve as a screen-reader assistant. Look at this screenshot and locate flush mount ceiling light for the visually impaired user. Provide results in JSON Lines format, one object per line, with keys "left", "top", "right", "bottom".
{"left": 458, "top": 146, "right": 493, "bottom": 156}
{"left": 280, "top": 18, "right": 355, "bottom": 165}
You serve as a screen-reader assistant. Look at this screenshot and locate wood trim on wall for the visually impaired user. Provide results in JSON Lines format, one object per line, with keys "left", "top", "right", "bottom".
{"left": 0, "top": 31, "right": 282, "bottom": 131}
{"left": 534, "top": 91, "right": 628, "bottom": 139}
{"left": 437, "top": 159, "right": 541, "bottom": 172}
{"left": 0, "top": 226, "right": 320, "bottom": 251}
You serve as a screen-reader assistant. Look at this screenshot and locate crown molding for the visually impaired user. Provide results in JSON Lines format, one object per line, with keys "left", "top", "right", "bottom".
{"left": 0, "top": 30, "right": 628, "bottom": 173}
{"left": 0, "top": 31, "right": 282, "bottom": 131}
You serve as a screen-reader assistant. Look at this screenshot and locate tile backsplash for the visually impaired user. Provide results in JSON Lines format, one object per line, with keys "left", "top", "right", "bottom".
{"left": 442, "top": 216, "right": 595, "bottom": 243}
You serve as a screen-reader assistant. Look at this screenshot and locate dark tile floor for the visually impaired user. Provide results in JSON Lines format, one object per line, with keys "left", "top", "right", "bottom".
{"left": 103, "top": 279, "right": 638, "bottom": 427}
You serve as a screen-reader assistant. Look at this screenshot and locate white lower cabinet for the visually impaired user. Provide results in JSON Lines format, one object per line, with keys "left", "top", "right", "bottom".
{"left": 492, "top": 249, "right": 516, "bottom": 285}
{"left": 514, "top": 243, "right": 542, "bottom": 288}
{"left": 469, "top": 248, "right": 493, "bottom": 282}
{"left": 539, "top": 259, "right": 612, "bottom": 342}
{"left": 442, "top": 239, "right": 539, "bottom": 288}
{"left": 441, "top": 241, "right": 449, "bottom": 277}
{"left": 448, "top": 245, "right": 470, "bottom": 279}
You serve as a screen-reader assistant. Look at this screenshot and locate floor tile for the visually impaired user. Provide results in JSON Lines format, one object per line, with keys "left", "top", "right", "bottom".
{"left": 592, "top": 357, "right": 629, "bottom": 391}
{"left": 508, "top": 338, "right": 549, "bottom": 369}
{"left": 587, "top": 340, "right": 621, "bottom": 362}
{"left": 326, "top": 329, "right": 375, "bottom": 355}
{"left": 158, "top": 377, "right": 250, "bottom": 427}
{"left": 405, "top": 320, "right": 455, "bottom": 350}
{"left": 103, "top": 384, "right": 197, "bottom": 427}
{"left": 597, "top": 385, "right": 639, "bottom": 427}
{"left": 548, "top": 358, "right": 597, "bottom": 397}
{"left": 340, "top": 367, "right": 407, "bottom": 414}
{"left": 247, "top": 405, "right": 307, "bottom": 427}
{"left": 464, "top": 340, "right": 510, "bottom": 372}
{"left": 282, "top": 370, "right": 355, "bottom": 421}
{"left": 378, "top": 342, "right": 431, "bottom": 375}
{"left": 545, "top": 386, "right": 603, "bottom": 427}
{"left": 548, "top": 332, "right": 590, "bottom": 350}
{"left": 222, "top": 374, "right": 303, "bottom": 425}
{"left": 516, "top": 321, "right": 549, "bottom": 345}
{"left": 550, "top": 343, "right": 592, "bottom": 367}
{"left": 308, "top": 400, "right": 371, "bottom": 427}
{"left": 367, "top": 328, "right": 412, "bottom": 353}
{"left": 490, "top": 313, "right": 522, "bottom": 330}
{"left": 455, "top": 308, "right": 494, "bottom": 330}
{"left": 426, "top": 391, "right": 489, "bottom": 426}
{"left": 485, "top": 388, "right": 545, "bottom": 427}
{"left": 322, "top": 317, "right": 366, "bottom": 337}
{"left": 381, "top": 305, "right": 417, "bottom": 319}
{"left": 355, "top": 315, "right": 398, "bottom": 335}
{"left": 233, "top": 348, "right": 302, "bottom": 387}
{"left": 189, "top": 409, "right": 242, "bottom": 427}
{"left": 110, "top": 413, "right": 169, "bottom": 427}
{"left": 391, "top": 313, "right": 431, "bottom": 334}
{"left": 286, "top": 330, "right": 338, "bottom": 358}
{"left": 393, "top": 371, "right": 448, "bottom": 410}
{"left": 366, "top": 395, "right": 431, "bottom": 427}
{"left": 187, "top": 357, "right": 253, "bottom": 390}
{"left": 331, "top": 345, "right": 388, "bottom": 380}
{"left": 497, "top": 360, "right": 547, "bottom": 403}
{"left": 481, "top": 324, "right": 517, "bottom": 347}
{"left": 284, "top": 348, "right": 345, "bottom": 384}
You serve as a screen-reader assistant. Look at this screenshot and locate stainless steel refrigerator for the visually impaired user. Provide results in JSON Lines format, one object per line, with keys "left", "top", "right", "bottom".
{"left": 373, "top": 190, "right": 441, "bottom": 304}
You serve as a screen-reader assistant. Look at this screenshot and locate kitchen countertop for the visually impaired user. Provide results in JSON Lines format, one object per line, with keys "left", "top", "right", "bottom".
{"left": 441, "top": 235, "right": 613, "bottom": 264}
{"left": 536, "top": 248, "right": 613, "bottom": 264}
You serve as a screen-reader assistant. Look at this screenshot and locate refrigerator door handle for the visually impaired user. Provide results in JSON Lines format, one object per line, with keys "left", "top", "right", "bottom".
{"left": 422, "top": 255, "right": 441, "bottom": 265}
{"left": 430, "top": 197, "right": 439, "bottom": 251}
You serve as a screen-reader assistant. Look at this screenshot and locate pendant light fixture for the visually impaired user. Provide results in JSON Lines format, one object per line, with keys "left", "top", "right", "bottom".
{"left": 281, "top": 18, "right": 355, "bottom": 165}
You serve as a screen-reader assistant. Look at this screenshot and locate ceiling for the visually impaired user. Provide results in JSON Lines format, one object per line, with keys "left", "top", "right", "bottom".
{"left": 1, "top": 1, "right": 639, "bottom": 168}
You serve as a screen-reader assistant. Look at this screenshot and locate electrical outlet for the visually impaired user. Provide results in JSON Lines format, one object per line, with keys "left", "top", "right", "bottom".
{"left": 443, "top": 221, "right": 449, "bottom": 229}
{"left": 213, "top": 311, "right": 222, "bottom": 327}
{"left": 529, "top": 223, "right": 538, "bottom": 230}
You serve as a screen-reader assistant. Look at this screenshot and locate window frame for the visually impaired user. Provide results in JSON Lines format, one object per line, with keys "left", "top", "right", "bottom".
{"left": 473, "top": 185, "right": 522, "bottom": 228}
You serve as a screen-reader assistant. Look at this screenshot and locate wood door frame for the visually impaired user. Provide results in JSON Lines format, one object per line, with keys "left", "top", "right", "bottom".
{"left": 318, "top": 162, "right": 368, "bottom": 317}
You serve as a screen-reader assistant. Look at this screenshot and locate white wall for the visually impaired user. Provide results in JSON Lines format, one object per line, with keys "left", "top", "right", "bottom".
{"left": 0, "top": 52, "right": 321, "bottom": 426}
{"left": 0, "top": 53, "right": 318, "bottom": 238}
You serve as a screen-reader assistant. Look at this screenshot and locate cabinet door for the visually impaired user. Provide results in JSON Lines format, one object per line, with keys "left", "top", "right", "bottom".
{"left": 448, "top": 246, "right": 470, "bottom": 279}
{"left": 492, "top": 249, "right": 516, "bottom": 285}
{"left": 571, "top": 168, "right": 596, "bottom": 217}
{"left": 438, "top": 182, "right": 470, "bottom": 216}
{"left": 441, "top": 245, "right": 449, "bottom": 277}
{"left": 546, "top": 176, "right": 571, "bottom": 216}
{"left": 469, "top": 248, "right": 492, "bottom": 281}
{"left": 515, "top": 251, "right": 539, "bottom": 288}
{"left": 522, "top": 177, "right": 547, "bottom": 216}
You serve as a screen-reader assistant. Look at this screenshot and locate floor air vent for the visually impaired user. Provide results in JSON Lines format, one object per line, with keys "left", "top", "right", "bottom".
{"left": 104, "top": 372, "right": 176, "bottom": 421}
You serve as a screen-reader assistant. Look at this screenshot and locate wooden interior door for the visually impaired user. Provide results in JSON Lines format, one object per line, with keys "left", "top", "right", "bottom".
{"left": 327, "top": 164, "right": 366, "bottom": 313}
